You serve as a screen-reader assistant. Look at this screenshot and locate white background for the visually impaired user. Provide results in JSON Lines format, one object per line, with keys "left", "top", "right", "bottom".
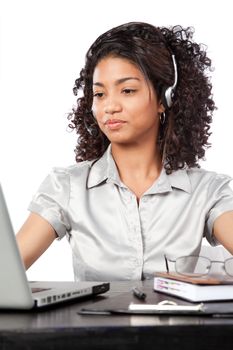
{"left": 0, "top": 0, "right": 232, "bottom": 280}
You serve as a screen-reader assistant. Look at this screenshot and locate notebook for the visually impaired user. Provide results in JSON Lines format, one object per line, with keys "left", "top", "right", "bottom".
{"left": 154, "top": 272, "right": 233, "bottom": 302}
{"left": 0, "top": 183, "right": 109, "bottom": 309}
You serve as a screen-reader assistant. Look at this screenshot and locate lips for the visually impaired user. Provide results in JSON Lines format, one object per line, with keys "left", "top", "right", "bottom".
{"left": 104, "top": 119, "right": 126, "bottom": 130}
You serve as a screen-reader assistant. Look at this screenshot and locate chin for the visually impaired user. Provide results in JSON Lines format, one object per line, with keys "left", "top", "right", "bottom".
{"left": 110, "top": 138, "right": 139, "bottom": 147}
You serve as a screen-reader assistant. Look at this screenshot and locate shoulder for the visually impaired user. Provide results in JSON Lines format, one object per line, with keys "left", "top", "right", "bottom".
{"left": 186, "top": 167, "right": 232, "bottom": 181}
{"left": 37, "top": 160, "right": 96, "bottom": 192}
{"left": 186, "top": 167, "right": 232, "bottom": 191}
{"left": 51, "top": 159, "right": 95, "bottom": 178}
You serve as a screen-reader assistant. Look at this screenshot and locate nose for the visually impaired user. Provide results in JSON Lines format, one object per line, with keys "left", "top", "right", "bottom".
{"left": 103, "top": 96, "right": 122, "bottom": 114}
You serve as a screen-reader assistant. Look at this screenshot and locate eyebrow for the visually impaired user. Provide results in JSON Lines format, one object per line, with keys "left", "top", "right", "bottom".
{"left": 93, "top": 77, "right": 140, "bottom": 87}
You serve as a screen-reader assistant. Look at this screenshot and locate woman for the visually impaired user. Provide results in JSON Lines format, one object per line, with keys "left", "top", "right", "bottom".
{"left": 17, "top": 22, "right": 233, "bottom": 281}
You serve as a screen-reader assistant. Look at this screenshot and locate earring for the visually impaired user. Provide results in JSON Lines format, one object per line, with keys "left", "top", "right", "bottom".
{"left": 160, "top": 112, "right": 166, "bottom": 125}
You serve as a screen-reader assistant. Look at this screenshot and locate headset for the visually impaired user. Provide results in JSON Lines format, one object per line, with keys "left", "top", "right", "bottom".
{"left": 162, "top": 54, "right": 178, "bottom": 109}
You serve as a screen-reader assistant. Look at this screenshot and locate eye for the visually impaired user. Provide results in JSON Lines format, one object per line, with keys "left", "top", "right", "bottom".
{"left": 122, "top": 88, "right": 137, "bottom": 95}
{"left": 93, "top": 92, "right": 104, "bottom": 98}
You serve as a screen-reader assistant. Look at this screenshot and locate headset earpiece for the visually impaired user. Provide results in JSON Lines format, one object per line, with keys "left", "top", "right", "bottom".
{"left": 162, "top": 55, "right": 178, "bottom": 109}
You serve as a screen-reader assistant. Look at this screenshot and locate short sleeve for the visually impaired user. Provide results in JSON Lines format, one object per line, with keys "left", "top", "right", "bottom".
{"left": 28, "top": 168, "right": 71, "bottom": 239}
{"left": 205, "top": 174, "right": 233, "bottom": 246}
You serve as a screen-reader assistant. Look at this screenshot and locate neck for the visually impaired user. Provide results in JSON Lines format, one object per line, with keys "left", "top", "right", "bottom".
{"left": 111, "top": 142, "right": 162, "bottom": 200}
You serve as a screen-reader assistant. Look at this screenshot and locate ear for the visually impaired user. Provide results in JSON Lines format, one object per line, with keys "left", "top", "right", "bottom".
{"left": 158, "top": 99, "right": 165, "bottom": 114}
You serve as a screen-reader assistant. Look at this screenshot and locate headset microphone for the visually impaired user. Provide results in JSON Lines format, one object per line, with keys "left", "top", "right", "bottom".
{"left": 162, "top": 54, "right": 178, "bottom": 109}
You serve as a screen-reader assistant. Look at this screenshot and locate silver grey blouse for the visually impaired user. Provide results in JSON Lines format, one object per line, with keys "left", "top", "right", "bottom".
{"left": 28, "top": 146, "right": 233, "bottom": 281}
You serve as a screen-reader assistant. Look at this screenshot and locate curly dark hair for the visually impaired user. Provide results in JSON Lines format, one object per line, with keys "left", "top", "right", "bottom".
{"left": 67, "top": 22, "right": 215, "bottom": 174}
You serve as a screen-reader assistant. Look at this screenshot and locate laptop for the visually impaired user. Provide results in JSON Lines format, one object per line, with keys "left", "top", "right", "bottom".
{"left": 0, "top": 184, "right": 110, "bottom": 309}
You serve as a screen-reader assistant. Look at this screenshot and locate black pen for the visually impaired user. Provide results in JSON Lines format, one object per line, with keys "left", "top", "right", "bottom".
{"left": 132, "top": 287, "right": 147, "bottom": 300}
